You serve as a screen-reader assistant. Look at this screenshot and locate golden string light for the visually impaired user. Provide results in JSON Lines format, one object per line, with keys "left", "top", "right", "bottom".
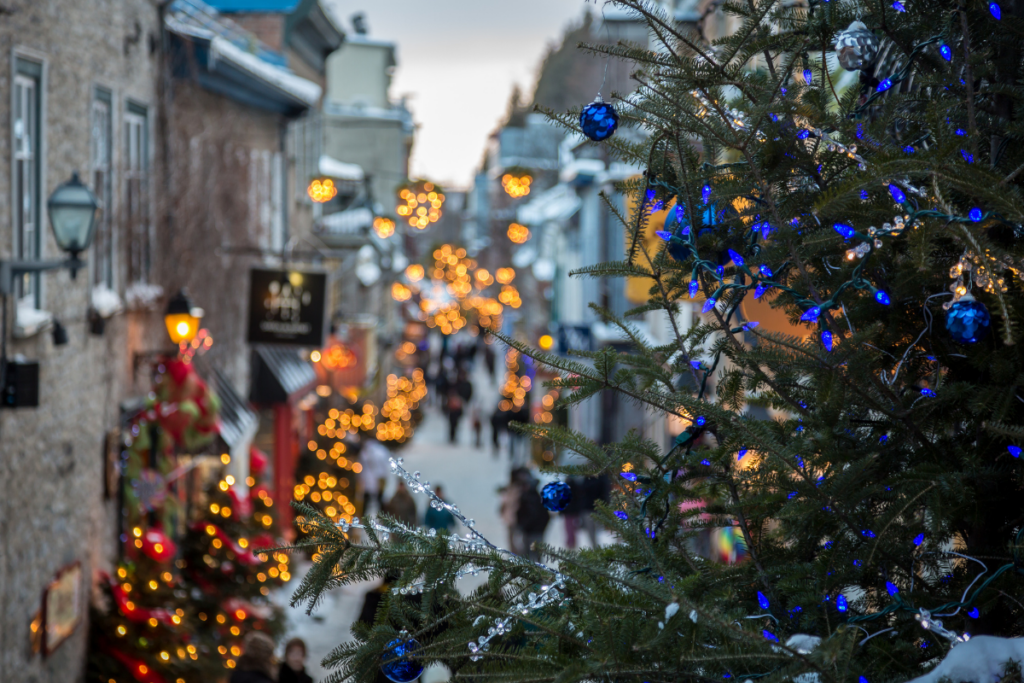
{"left": 373, "top": 216, "right": 395, "bottom": 238}
{"left": 377, "top": 370, "right": 428, "bottom": 442}
{"left": 405, "top": 264, "right": 425, "bottom": 282}
{"left": 495, "top": 267, "right": 516, "bottom": 284}
{"left": 396, "top": 181, "right": 445, "bottom": 229}
{"left": 499, "top": 349, "right": 531, "bottom": 410}
{"left": 392, "top": 282, "right": 413, "bottom": 302}
{"left": 307, "top": 178, "right": 337, "bottom": 203}
{"left": 507, "top": 223, "right": 531, "bottom": 244}
{"left": 501, "top": 173, "right": 532, "bottom": 198}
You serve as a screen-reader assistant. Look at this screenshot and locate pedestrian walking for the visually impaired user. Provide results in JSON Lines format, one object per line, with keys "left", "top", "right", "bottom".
{"left": 384, "top": 481, "right": 417, "bottom": 526}
{"left": 360, "top": 438, "right": 391, "bottom": 516}
{"left": 229, "top": 631, "right": 276, "bottom": 683}
{"left": 498, "top": 475, "right": 521, "bottom": 554}
{"left": 424, "top": 485, "right": 456, "bottom": 532}
{"left": 279, "top": 637, "right": 314, "bottom": 683}
{"left": 471, "top": 404, "right": 483, "bottom": 448}
{"left": 455, "top": 370, "right": 474, "bottom": 403}
{"left": 514, "top": 469, "right": 550, "bottom": 562}
{"left": 490, "top": 406, "right": 507, "bottom": 457}
{"left": 447, "top": 393, "right": 464, "bottom": 443}
{"left": 484, "top": 343, "right": 496, "bottom": 381}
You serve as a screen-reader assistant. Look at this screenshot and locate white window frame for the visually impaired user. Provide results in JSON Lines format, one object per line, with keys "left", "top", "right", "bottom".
{"left": 124, "top": 104, "right": 149, "bottom": 284}
{"left": 12, "top": 61, "right": 42, "bottom": 308}
{"left": 91, "top": 88, "right": 114, "bottom": 289}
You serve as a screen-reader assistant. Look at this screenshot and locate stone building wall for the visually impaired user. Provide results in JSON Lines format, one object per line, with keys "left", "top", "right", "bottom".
{"left": 0, "top": 0, "right": 162, "bottom": 680}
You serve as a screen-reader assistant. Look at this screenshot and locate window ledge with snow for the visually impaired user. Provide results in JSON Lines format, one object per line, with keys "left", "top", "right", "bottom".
{"left": 13, "top": 301, "right": 53, "bottom": 339}
{"left": 91, "top": 285, "right": 124, "bottom": 319}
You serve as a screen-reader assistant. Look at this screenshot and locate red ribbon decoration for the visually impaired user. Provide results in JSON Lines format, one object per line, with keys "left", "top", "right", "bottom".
{"left": 189, "top": 521, "right": 263, "bottom": 566}
{"left": 101, "top": 573, "right": 178, "bottom": 627}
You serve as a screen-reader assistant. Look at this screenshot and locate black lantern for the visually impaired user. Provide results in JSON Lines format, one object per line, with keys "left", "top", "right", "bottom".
{"left": 46, "top": 172, "right": 99, "bottom": 268}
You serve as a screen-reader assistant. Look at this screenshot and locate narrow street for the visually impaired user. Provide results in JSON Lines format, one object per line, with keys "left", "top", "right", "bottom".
{"left": 272, "top": 360, "right": 598, "bottom": 679}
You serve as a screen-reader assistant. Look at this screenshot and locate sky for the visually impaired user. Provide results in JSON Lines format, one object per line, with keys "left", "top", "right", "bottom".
{"left": 326, "top": 0, "right": 588, "bottom": 188}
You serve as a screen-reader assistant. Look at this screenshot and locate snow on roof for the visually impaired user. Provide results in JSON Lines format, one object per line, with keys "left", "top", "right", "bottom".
{"left": 318, "top": 155, "right": 364, "bottom": 181}
{"left": 209, "top": 36, "right": 322, "bottom": 106}
{"left": 517, "top": 184, "right": 581, "bottom": 226}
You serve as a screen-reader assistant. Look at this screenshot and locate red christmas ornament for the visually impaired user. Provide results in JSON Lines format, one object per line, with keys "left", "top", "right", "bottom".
{"left": 249, "top": 446, "right": 269, "bottom": 475}
{"left": 140, "top": 527, "right": 177, "bottom": 563}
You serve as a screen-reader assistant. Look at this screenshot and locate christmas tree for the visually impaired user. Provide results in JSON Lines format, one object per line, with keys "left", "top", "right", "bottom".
{"left": 290, "top": 1, "right": 1024, "bottom": 681}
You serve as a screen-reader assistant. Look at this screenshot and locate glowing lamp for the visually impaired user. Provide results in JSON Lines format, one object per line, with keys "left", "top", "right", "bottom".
{"left": 538, "top": 334, "right": 554, "bottom": 350}
{"left": 47, "top": 172, "right": 99, "bottom": 271}
{"left": 164, "top": 289, "right": 203, "bottom": 345}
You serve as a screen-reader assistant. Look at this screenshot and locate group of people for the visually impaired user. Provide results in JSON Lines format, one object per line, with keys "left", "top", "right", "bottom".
{"left": 229, "top": 633, "right": 314, "bottom": 683}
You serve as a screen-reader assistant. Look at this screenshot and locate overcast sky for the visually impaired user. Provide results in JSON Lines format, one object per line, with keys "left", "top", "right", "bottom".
{"left": 327, "top": 0, "right": 588, "bottom": 188}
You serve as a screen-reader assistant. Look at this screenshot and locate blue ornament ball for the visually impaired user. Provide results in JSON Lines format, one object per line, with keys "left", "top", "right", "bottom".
{"left": 381, "top": 637, "right": 424, "bottom": 683}
{"left": 946, "top": 296, "right": 990, "bottom": 344}
{"left": 541, "top": 481, "right": 572, "bottom": 512}
{"left": 580, "top": 98, "right": 618, "bottom": 141}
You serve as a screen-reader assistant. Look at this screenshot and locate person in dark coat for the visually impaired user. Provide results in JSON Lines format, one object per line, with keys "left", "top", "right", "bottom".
{"left": 279, "top": 637, "right": 314, "bottom": 683}
{"left": 424, "top": 485, "right": 456, "bottom": 532}
{"left": 229, "top": 631, "right": 276, "bottom": 683}
{"left": 384, "top": 481, "right": 417, "bottom": 526}
{"left": 514, "top": 470, "right": 550, "bottom": 562}
{"left": 447, "top": 393, "right": 464, "bottom": 443}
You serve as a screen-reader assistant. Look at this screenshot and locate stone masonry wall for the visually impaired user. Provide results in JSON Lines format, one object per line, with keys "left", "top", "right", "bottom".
{"left": 0, "top": 0, "right": 162, "bottom": 681}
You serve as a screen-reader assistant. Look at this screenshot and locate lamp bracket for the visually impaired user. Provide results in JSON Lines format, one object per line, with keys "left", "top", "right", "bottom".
{"left": 0, "top": 257, "right": 87, "bottom": 294}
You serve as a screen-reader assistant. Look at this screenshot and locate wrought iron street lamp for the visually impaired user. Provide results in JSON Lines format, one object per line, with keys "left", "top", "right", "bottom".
{"left": 0, "top": 172, "right": 98, "bottom": 292}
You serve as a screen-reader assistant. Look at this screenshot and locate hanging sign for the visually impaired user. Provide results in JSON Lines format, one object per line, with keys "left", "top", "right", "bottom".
{"left": 247, "top": 268, "right": 327, "bottom": 346}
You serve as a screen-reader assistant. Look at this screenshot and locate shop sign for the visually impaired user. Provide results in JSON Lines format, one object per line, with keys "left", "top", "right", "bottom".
{"left": 43, "top": 562, "right": 82, "bottom": 655}
{"left": 247, "top": 268, "right": 327, "bottom": 346}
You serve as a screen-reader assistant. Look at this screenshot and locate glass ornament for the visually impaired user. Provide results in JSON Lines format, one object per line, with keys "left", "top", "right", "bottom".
{"left": 579, "top": 96, "right": 619, "bottom": 141}
{"left": 380, "top": 637, "right": 424, "bottom": 683}
{"left": 945, "top": 294, "right": 990, "bottom": 343}
{"left": 541, "top": 481, "right": 572, "bottom": 512}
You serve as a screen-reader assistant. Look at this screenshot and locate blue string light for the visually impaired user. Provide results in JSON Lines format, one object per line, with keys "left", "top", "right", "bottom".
{"left": 1008, "top": 445, "right": 1021, "bottom": 458}
{"left": 620, "top": 472, "right": 637, "bottom": 482}
{"left": 969, "top": 207, "right": 983, "bottom": 222}
{"left": 702, "top": 298, "right": 717, "bottom": 313}
{"left": 737, "top": 449, "right": 749, "bottom": 461}
{"left": 701, "top": 184, "right": 712, "bottom": 203}
{"left": 940, "top": 44, "right": 952, "bottom": 60}
{"left": 801, "top": 307, "right": 821, "bottom": 322}
{"left": 877, "top": 78, "right": 893, "bottom": 92}
{"left": 754, "top": 283, "right": 769, "bottom": 299}
{"left": 968, "top": 607, "right": 980, "bottom": 618}
{"left": 921, "top": 387, "right": 936, "bottom": 397}
{"left": 874, "top": 290, "right": 891, "bottom": 305}
{"left": 837, "top": 594, "right": 848, "bottom": 612}
{"left": 615, "top": 511, "right": 628, "bottom": 521}
{"left": 892, "top": 0, "right": 906, "bottom": 11}
{"left": 689, "top": 280, "right": 699, "bottom": 299}
{"left": 803, "top": 69, "right": 813, "bottom": 85}
{"left": 889, "top": 185, "right": 906, "bottom": 204}
{"left": 833, "top": 223, "right": 854, "bottom": 239}
{"left": 762, "top": 630, "right": 778, "bottom": 642}
{"left": 914, "top": 533, "right": 924, "bottom": 546}
{"left": 757, "top": 591, "right": 770, "bottom": 609}
{"left": 728, "top": 249, "right": 745, "bottom": 267}
{"left": 656, "top": 230, "right": 672, "bottom": 240}
{"left": 990, "top": 2, "right": 1001, "bottom": 20}
{"left": 862, "top": 530, "right": 876, "bottom": 538}
{"left": 695, "top": 416, "right": 706, "bottom": 426}
{"left": 759, "top": 265, "right": 773, "bottom": 277}
{"left": 821, "top": 330, "right": 833, "bottom": 351}
{"left": 886, "top": 582, "right": 900, "bottom": 596}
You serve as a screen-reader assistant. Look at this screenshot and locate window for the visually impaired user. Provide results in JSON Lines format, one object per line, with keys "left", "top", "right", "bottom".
{"left": 91, "top": 88, "right": 113, "bottom": 288}
{"left": 13, "top": 58, "right": 42, "bottom": 306}
{"left": 124, "top": 103, "right": 149, "bottom": 283}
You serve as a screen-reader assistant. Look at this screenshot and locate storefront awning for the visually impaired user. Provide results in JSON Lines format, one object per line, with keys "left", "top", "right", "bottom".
{"left": 249, "top": 345, "right": 318, "bottom": 405}
{"left": 209, "top": 366, "right": 258, "bottom": 456}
